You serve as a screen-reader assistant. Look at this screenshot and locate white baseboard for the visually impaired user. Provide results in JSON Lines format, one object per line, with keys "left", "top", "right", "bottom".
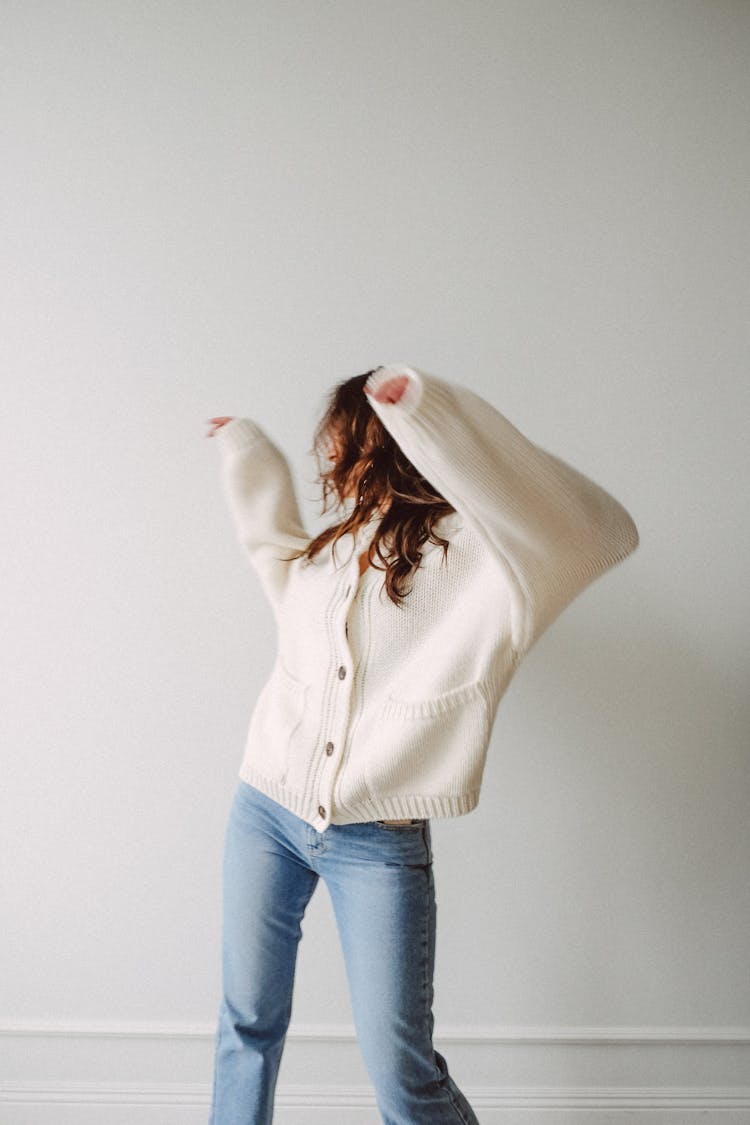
{"left": 2, "top": 1083, "right": 750, "bottom": 1124}
{"left": 1, "top": 1021, "right": 749, "bottom": 1123}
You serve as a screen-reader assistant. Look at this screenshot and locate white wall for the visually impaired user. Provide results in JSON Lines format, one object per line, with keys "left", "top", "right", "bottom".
{"left": 2, "top": 1, "right": 748, "bottom": 1120}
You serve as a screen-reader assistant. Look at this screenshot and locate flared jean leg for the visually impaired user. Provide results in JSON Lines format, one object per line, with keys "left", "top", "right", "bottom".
{"left": 208, "top": 785, "right": 319, "bottom": 1125}
{"left": 323, "top": 819, "right": 480, "bottom": 1124}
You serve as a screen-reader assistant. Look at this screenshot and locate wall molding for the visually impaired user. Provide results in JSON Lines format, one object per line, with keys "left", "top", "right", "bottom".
{"left": 2, "top": 1021, "right": 749, "bottom": 1121}
{"left": 2, "top": 1080, "right": 750, "bottom": 1125}
{"left": 2, "top": 1018, "right": 749, "bottom": 1043}
{"left": 2, "top": 1078, "right": 750, "bottom": 1108}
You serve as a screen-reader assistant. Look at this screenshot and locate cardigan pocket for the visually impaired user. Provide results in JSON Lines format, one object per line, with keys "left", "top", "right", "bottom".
{"left": 244, "top": 660, "right": 309, "bottom": 785}
{"left": 382, "top": 678, "right": 492, "bottom": 720}
{"left": 365, "top": 679, "right": 493, "bottom": 799}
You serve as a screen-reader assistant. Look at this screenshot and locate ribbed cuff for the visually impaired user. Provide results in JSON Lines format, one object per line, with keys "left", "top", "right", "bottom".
{"left": 213, "top": 417, "right": 268, "bottom": 455}
{"left": 364, "top": 364, "right": 424, "bottom": 416}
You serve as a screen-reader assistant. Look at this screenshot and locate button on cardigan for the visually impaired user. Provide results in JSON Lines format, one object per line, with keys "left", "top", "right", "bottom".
{"left": 213, "top": 363, "right": 639, "bottom": 832}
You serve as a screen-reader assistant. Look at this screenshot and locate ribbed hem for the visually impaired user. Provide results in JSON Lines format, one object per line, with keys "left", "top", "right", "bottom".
{"left": 237, "top": 762, "right": 480, "bottom": 828}
{"left": 364, "top": 364, "right": 424, "bottom": 415}
{"left": 214, "top": 417, "right": 268, "bottom": 455}
{"left": 336, "top": 789, "right": 480, "bottom": 823}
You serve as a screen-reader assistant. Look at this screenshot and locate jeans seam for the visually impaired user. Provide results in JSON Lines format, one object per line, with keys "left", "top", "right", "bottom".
{"left": 208, "top": 1000, "right": 223, "bottom": 1125}
{"left": 421, "top": 863, "right": 443, "bottom": 1099}
{"left": 447, "top": 1082, "right": 475, "bottom": 1125}
{"left": 422, "top": 860, "right": 476, "bottom": 1124}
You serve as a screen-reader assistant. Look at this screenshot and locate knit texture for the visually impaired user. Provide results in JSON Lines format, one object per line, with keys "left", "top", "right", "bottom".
{"left": 214, "top": 364, "right": 639, "bottom": 830}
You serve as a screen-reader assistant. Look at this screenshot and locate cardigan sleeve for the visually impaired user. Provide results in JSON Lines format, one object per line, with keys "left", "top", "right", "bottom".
{"left": 365, "top": 364, "right": 640, "bottom": 655}
{"left": 213, "top": 417, "right": 310, "bottom": 611}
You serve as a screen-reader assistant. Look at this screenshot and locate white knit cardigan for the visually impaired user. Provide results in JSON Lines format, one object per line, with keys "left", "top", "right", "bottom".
{"left": 214, "top": 363, "right": 639, "bottom": 831}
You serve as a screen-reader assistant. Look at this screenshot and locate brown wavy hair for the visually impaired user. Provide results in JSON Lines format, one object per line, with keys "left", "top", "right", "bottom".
{"left": 287, "top": 369, "right": 456, "bottom": 606}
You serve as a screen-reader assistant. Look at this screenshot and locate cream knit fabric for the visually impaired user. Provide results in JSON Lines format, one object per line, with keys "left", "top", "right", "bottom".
{"left": 214, "top": 363, "right": 639, "bottom": 831}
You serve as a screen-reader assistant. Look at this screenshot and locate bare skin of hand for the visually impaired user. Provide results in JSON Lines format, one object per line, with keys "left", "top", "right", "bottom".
{"left": 205, "top": 416, "right": 235, "bottom": 438}
{"left": 364, "top": 374, "right": 408, "bottom": 404}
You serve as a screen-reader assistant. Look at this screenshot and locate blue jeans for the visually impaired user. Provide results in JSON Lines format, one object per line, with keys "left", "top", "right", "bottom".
{"left": 209, "top": 779, "right": 479, "bottom": 1124}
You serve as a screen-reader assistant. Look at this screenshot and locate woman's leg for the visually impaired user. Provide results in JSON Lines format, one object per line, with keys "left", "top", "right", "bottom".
{"left": 209, "top": 782, "right": 319, "bottom": 1125}
{"left": 321, "top": 819, "right": 479, "bottom": 1125}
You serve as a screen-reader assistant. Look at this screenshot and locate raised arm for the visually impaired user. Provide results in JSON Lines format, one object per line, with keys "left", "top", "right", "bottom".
{"left": 211, "top": 417, "right": 309, "bottom": 611}
{"left": 365, "top": 364, "right": 639, "bottom": 655}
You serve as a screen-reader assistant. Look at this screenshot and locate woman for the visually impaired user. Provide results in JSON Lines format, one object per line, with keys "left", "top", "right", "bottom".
{"left": 205, "top": 363, "right": 639, "bottom": 1124}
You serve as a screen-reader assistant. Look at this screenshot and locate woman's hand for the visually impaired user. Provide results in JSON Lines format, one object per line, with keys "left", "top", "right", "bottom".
{"left": 365, "top": 375, "right": 409, "bottom": 404}
{"left": 205, "top": 416, "right": 235, "bottom": 438}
